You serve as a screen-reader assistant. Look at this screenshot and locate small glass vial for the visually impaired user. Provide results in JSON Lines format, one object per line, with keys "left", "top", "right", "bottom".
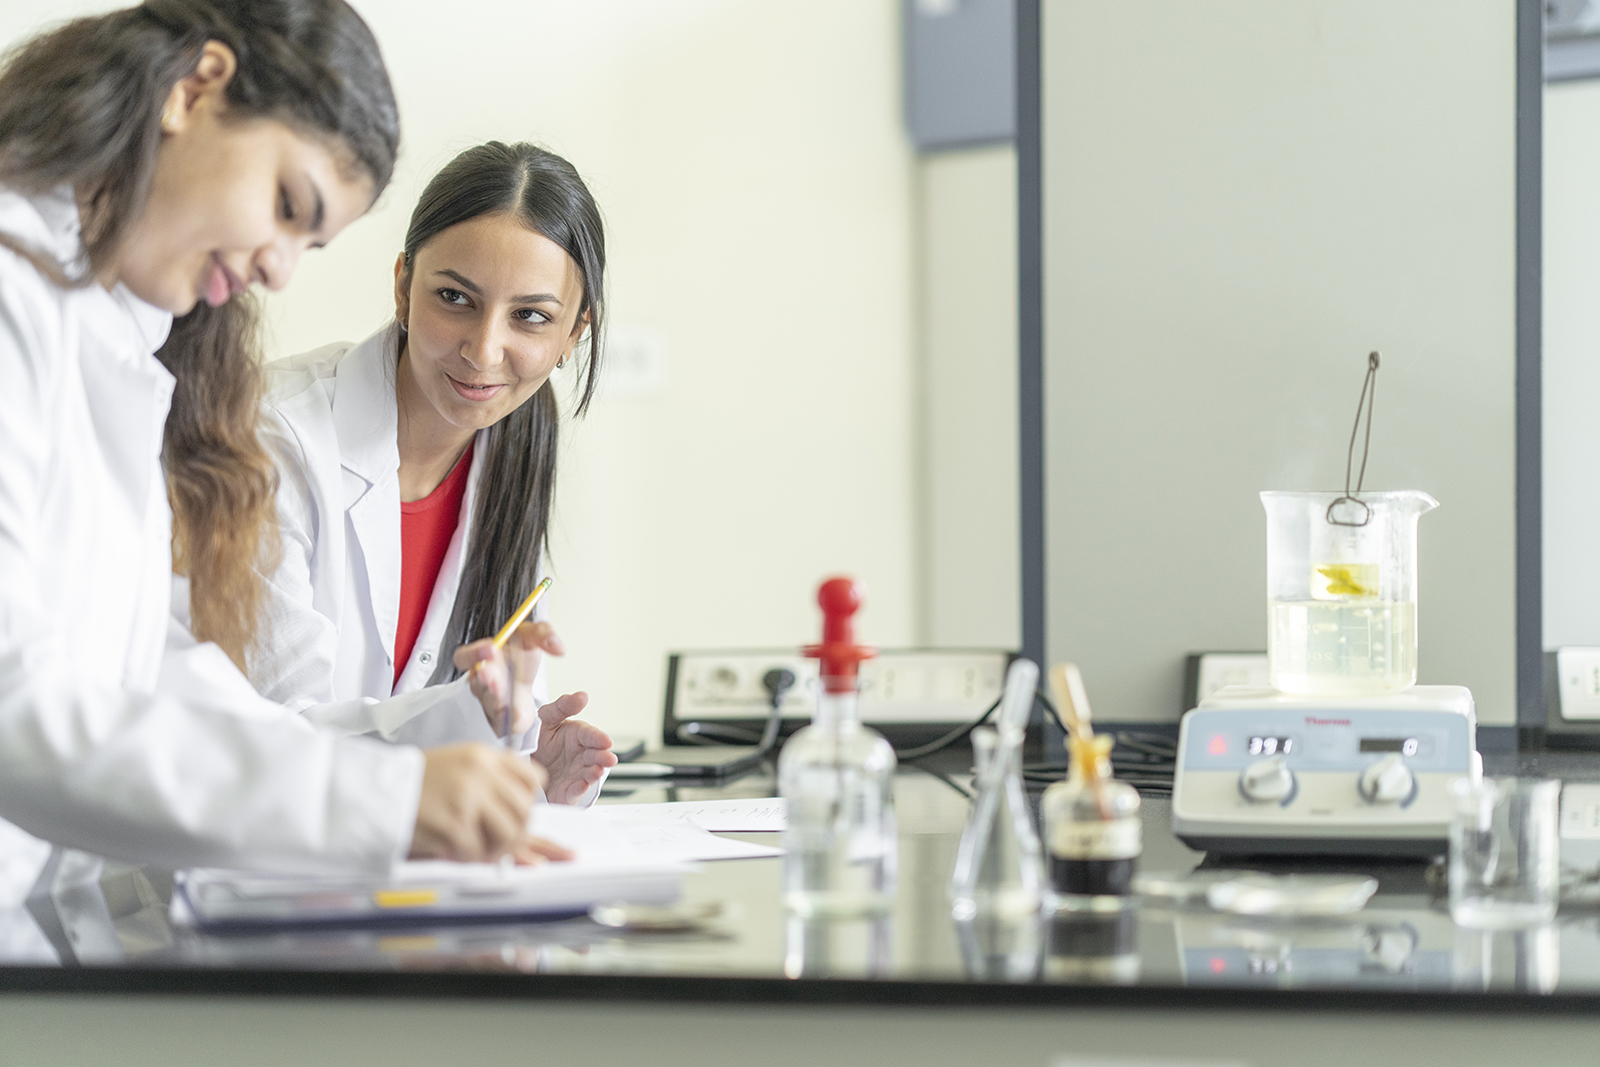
{"left": 779, "top": 680, "right": 898, "bottom": 918}
{"left": 1041, "top": 734, "right": 1141, "bottom": 911}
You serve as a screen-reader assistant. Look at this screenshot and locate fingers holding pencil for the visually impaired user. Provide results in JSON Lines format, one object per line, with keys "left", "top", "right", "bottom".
{"left": 454, "top": 578, "right": 557, "bottom": 740}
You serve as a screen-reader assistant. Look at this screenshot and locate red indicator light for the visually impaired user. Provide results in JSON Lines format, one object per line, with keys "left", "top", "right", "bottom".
{"left": 1208, "top": 735, "right": 1227, "bottom": 755}
{"left": 1210, "top": 957, "right": 1227, "bottom": 973}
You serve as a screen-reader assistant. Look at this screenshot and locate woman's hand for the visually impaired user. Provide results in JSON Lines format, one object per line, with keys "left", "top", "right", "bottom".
{"left": 531, "top": 691, "right": 618, "bottom": 804}
{"left": 409, "top": 743, "right": 573, "bottom": 863}
{"left": 454, "top": 621, "right": 566, "bottom": 738}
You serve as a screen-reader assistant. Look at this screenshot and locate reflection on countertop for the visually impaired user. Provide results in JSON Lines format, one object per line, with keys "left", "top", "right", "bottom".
{"left": 9, "top": 750, "right": 1600, "bottom": 1000}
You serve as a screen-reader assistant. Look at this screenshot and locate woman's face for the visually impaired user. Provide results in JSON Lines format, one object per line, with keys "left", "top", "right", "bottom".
{"left": 395, "top": 211, "right": 586, "bottom": 436}
{"left": 115, "top": 43, "right": 375, "bottom": 314}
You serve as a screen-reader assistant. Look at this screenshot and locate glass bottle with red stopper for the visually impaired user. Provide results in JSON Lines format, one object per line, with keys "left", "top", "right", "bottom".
{"left": 779, "top": 576, "right": 898, "bottom": 917}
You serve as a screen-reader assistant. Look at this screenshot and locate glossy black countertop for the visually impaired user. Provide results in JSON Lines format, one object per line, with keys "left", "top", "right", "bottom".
{"left": 6, "top": 747, "right": 1600, "bottom": 1014}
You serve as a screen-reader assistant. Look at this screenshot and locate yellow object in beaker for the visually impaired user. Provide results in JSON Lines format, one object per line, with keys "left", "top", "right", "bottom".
{"left": 1312, "top": 563, "right": 1378, "bottom": 600}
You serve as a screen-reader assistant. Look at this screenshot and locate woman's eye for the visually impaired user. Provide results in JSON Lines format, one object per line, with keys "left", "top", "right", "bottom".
{"left": 513, "top": 308, "right": 549, "bottom": 324}
{"left": 278, "top": 186, "right": 295, "bottom": 222}
{"left": 438, "top": 288, "right": 470, "bottom": 305}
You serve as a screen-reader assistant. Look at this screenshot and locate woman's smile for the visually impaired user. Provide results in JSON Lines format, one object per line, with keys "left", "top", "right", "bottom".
{"left": 201, "top": 253, "right": 247, "bottom": 308}
{"left": 446, "top": 373, "right": 507, "bottom": 402}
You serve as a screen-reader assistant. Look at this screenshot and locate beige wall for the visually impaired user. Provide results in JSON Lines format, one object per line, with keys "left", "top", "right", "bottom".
{"left": 0, "top": 0, "right": 925, "bottom": 741}
{"left": 1041, "top": 0, "right": 1518, "bottom": 724}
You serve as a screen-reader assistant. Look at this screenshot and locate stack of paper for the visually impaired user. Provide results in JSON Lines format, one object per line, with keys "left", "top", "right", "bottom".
{"left": 174, "top": 801, "right": 781, "bottom": 931}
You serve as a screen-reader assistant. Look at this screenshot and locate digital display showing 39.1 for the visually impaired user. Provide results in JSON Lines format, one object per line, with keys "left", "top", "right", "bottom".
{"left": 1247, "top": 736, "right": 1294, "bottom": 756}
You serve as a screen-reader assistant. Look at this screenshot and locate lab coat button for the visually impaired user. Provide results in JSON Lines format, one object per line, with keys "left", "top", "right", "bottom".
{"left": 419, "top": 651, "right": 432, "bottom": 664}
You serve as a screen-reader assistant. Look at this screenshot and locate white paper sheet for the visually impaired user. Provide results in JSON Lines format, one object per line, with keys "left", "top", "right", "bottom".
{"left": 534, "top": 803, "right": 782, "bottom": 862}
{"left": 596, "top": 797, "right": 787, "bottom": 833}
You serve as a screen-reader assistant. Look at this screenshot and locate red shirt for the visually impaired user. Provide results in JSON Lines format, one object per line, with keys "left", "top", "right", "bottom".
{"left": 395, "top": 440, "right": 475, "bottom": 688}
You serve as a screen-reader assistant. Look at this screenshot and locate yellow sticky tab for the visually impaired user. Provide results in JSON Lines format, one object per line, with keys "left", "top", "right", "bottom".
{"left": 377, "top": 936, "right": 440, "bottom": 952}
{"left": 373, "top": 889, "right": 438, "bottom": 909}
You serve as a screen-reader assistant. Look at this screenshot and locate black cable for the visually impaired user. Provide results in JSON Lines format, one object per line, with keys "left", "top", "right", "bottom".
{"left": 909, "top": 761, "right": 975, "bottom": 800}
{"left": 1031, "top": 692, "right": 1176, "bottom": 794}
{"left": 894, "top": 694, "right": 1002, "bottom": 761}
{"left": 675, "top": 722, "right": 762, "bottom": 746}
{"left": 672, "top": 667, "right": 797, "bottom": 752}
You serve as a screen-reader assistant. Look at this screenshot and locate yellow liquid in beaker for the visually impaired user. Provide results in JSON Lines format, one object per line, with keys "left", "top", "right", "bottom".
{"left": 1269, "top": 599, "right": 1416, "bottom": 695}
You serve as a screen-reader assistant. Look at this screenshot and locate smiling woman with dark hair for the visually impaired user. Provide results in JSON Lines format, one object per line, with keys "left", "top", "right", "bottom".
{"left": 249, "top": 141, "right": 618, "bottom": 805}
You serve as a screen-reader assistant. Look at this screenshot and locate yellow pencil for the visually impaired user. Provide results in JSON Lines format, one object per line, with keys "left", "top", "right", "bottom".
{"left": 490, "top": 576, "right": 553, "bottom": 649}
{"left": 475, "top": 576, "right": 553, "bottom": 750}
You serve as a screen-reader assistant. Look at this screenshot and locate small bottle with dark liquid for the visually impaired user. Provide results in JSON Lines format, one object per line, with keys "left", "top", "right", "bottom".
{"left": 1041, "top": 734, "right": 1141, "bottom": 912}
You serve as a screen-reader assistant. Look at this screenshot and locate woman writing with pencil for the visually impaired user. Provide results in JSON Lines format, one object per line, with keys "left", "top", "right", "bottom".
{"left": 244, "top": 142, "right": 616, "bottom": 804}
{"left": 0, "top": 0, "right": 561, "bottom": 895}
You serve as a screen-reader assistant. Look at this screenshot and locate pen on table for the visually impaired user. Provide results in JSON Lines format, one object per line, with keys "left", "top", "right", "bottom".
{"left": 476, "top": 576, "right": 553, "bottom": 751}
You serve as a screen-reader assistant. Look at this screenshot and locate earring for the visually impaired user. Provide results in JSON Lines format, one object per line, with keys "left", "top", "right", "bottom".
{"left": 160, "top": 108, "right": 176, "bottom": 132}
{"left": 557, "top": 355, "right": 566, "bottom": 369}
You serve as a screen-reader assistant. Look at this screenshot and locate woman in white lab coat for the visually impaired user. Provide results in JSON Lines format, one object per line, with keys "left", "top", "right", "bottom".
{"left": 0, "top": 0, "right": 558, "bottom": 901}
{"left": 251, "top": 142, "right": 617, "bottom": 805}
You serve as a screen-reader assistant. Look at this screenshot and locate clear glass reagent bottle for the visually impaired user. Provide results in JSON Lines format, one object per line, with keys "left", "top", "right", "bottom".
{"left": 780, "top": 677, "right": 898, "bottom": 917}
{"left": 1042, "top": 733, "right": 1141, "bottom": 911}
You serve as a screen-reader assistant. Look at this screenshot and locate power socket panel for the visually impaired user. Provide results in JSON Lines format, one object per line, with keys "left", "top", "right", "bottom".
{"left": 663, "top": 648, "right": 1011, "bottom": 739}
{"left": 1557, "top": 647, "right": 1600, "bottom": 721}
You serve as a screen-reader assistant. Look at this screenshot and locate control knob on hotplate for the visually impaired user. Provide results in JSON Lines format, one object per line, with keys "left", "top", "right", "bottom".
{"left": 1358, "top": 753, "right": 1414, "bottom": 804}
{"left": 1239, "top": 756, "right": 1295, "bottom": 803}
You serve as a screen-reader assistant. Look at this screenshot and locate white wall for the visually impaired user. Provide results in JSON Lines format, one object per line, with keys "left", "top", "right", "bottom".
{"left": 1544, "top": 80, "right": 1600, "bottom": 649}
{"left": 0, "top": 1, "right": 924, "bottom": 741}
{"left": 1041, "top": 0, "right": 1519, "bottom": 724}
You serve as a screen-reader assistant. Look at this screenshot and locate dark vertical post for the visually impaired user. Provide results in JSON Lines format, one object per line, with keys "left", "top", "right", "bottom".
{"left": 1017, "top": 0, "right": 1045, "bottom": 672}
{"left": 1516, "top": 0, "right": 1543, "bottom": 747}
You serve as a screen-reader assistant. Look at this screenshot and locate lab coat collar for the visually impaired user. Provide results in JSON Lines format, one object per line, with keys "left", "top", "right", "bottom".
{"left": 0, "top": 187, "right": 175, "bottom": 540}
{"left": 331, "top": 324, "right": 402, "bottom": 487}
{"left": 332, "top": 325, "right": 403, "bottom": 666}
{"left": 0, "top": 186, "right": 84, "bottom": 273}
{"left": 0, "top": 187, "right": 174, "bottom": 360}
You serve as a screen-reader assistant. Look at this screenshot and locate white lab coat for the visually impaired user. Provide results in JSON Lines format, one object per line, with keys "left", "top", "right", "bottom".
{"left": 0, "top": 188, "right": 422, "bottom": 903}
{"left": 247, "top": 324, "right": 550, "bottom": 753}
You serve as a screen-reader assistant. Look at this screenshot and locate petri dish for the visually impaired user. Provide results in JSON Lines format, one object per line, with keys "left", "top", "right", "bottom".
{"left": 1206, "top": 873, "right": 1378, "bottom": 917}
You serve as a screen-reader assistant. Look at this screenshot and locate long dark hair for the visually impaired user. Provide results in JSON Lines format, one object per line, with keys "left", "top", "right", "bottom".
{"left": 0, "top": 0, "right": 399, "bottom": 670}
{"left": 400, "top": 142, "right": 606, "bottom": 684}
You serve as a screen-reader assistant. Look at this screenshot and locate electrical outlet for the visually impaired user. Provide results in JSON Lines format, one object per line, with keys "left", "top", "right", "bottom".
{"left": 668, "top": 649, "right": 1011, "bottom": 726}
{"left": 1557, "top": 647, "right": 1600, "bottom": 720}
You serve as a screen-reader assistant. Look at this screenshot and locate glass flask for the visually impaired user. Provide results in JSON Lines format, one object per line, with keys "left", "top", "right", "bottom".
{"left": 949, "top": 725, "right": 1043, "bottom": 921}
{"left": 1041, "top": 734, "right": 1141, "bottom": 912}
{"left": 779, "top": 681, "right": 898, "bottom": 918}
{"left": 955, "top": 909, "right": 1042, "bottom": 982}
{"left": 1261, "top": 489, "right": 1437, "bottom": 696}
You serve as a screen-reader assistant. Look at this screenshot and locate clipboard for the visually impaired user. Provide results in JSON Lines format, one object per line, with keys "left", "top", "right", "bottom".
{"left": 174, "top": 857, "right": 686, "bottom": 932}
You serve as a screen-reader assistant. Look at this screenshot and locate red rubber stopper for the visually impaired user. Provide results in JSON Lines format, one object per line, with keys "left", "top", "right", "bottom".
{"left": 803, "top": 576, "right": 876, "bottom": 693}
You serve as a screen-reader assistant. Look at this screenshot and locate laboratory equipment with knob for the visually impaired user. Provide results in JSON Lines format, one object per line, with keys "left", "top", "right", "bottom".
{"left": 1171, "top": 354, "right": 1482, "bottom": 856}
{"left": 1172, "top": 685, "right": 1478, "bottom": 855}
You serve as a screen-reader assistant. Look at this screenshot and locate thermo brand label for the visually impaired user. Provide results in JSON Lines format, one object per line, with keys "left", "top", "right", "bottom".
{"left": 1049, "top": 817, "right": 1141, "bottom": 860}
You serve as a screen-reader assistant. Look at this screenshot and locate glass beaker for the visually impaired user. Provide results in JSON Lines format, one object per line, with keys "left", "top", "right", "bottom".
{"left": 1261, "top": 490, "right": 1438, "bottom": 696}
{"left": 1449, "top": 777, "right": 1560, "bottom": 930}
